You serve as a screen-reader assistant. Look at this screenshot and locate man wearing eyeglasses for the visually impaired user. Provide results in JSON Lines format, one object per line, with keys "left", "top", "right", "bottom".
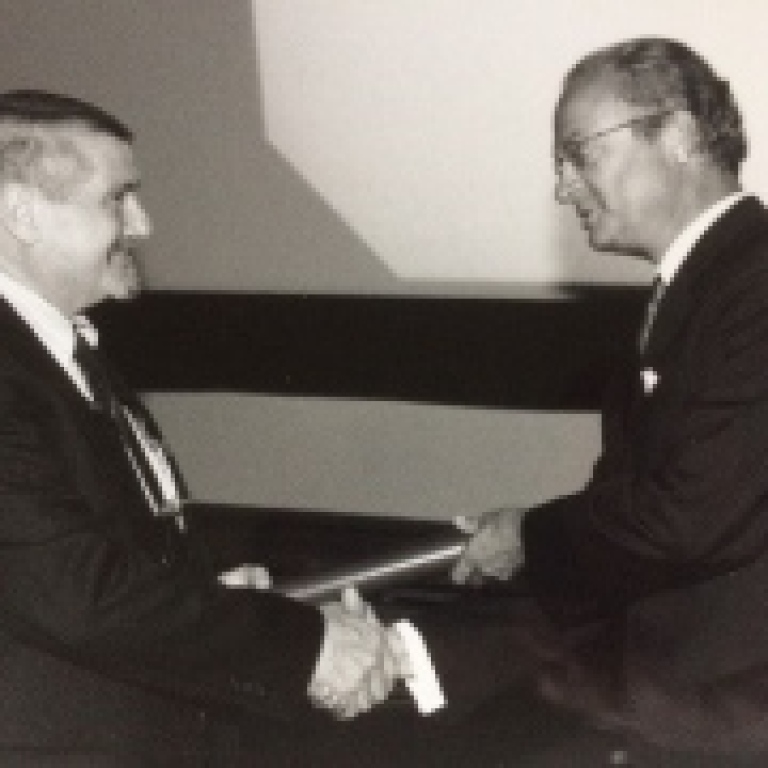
{"left": 447, "top": 37, "right": 768, "bottom": 760}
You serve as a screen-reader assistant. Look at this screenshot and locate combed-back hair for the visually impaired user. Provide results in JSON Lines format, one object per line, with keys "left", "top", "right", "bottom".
{"left": 560, "top": 37, "right": 747, "bottom": 174}
{"left": 0, "top": 90, "right": 132, "bottom": 199}
{"left": 0, "top": 90, "right": 132, "bottom": 141}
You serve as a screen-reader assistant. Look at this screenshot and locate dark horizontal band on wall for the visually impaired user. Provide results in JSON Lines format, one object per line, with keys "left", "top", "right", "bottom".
{"left": 90, "top": 287, "right": 648, "bottom": 411}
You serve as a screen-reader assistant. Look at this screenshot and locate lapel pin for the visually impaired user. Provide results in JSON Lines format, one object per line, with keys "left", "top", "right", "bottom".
{"left": 640, "top": 368, "right": 659, "bottom": 395}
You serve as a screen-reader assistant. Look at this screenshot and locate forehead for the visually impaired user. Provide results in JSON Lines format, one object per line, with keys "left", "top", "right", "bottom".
{"left": 65, "top": 126, "right": 137, "bottom": 188}
{"left": 555, "top": 77, "right": 631, "bottom": 140}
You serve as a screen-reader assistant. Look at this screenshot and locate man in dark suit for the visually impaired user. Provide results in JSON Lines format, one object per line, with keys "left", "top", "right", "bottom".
{"left": 448, "top": 37, "right": 768, "bottom": 760}
{"left": 0, "top": 90, "right": 403, "bottom": 766}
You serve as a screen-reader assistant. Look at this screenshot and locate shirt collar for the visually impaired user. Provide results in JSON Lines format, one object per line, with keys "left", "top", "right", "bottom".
{"left": 656, "top": 192, "right": 745, "bottom": 286}
{"left": 0, "top": 270, "right": 97, "bottom": 366}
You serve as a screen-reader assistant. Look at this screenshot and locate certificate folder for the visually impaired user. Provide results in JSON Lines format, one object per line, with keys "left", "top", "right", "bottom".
{"left": 280, "top": 537, "right": 466, "bottom": 604}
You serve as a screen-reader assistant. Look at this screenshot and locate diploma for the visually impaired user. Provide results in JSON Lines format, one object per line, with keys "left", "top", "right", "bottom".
{"left": 280, "top": 538, "right": 466, "bottom": 604}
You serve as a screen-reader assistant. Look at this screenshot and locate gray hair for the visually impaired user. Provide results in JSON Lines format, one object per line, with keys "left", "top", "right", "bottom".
{"left": 560, "top": 38, "right": 747, "bottom": 175}
{"left": 0, "top": 90, "right": 132, "bottom": 199}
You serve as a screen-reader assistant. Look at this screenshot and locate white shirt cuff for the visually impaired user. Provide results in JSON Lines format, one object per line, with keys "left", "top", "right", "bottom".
{"left": 392, "top": 619, "right": 446, "bottom": 715}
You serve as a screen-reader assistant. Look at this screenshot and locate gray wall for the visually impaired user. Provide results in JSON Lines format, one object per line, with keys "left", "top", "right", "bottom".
{"left": 0, "top": 0, "right": 400, "bottom": 293}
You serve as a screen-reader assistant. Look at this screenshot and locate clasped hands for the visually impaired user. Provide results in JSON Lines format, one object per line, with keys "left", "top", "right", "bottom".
{"left": 220, "top": 506, "right": 525, "bottom": 719}
{"left": 308, "top": 587, "right": 412, "bottom": 719}
{"left": 219, "top": 566, "right": 408, "bottom": 717}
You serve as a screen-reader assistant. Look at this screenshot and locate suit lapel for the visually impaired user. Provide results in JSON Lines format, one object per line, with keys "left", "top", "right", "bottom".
{"left": 0, "top": 297, "right": 90, "bottom": 412}
{"left": 642, "top": 196, "right": 768, "bottom": 363}
{"left": 0, "top": 297, "right": 151, "bottom": 514}
{"left": 87, "top": 343, "right": 190, "bottom": 503}
{"left": 0, "top": 294, "right": 192, "bottom": 585}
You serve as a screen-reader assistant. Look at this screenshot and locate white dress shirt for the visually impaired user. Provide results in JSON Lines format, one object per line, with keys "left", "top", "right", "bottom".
{"left": 656, "top": 192, "right": 745, "bottom": 287}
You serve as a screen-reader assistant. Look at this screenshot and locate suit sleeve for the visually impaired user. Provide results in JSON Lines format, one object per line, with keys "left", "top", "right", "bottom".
{"left": 0, "top": 365, "right": 325, "bottom": 716}
{"left": 522, "top": 259, "right": 768, "bottom": 618}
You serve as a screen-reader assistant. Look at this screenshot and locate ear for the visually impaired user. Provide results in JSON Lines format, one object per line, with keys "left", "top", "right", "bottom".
{"left": 0, "top": 182, "right": 39, "bottom": 244}
{"left": 659, "top": 111, "right": 699, "bottom": 165}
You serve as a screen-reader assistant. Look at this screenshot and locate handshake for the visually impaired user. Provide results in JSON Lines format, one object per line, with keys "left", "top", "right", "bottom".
{"left": 225, "top": 507, "right": 528, "bottom": 720}
{"left": 305, "top": 507, "right": 528, "bottom": 719}
{"left": 308, "top": 587, "right": 425, "bottom": 720}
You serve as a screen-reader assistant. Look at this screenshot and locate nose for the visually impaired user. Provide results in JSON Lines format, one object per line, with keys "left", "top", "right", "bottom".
{"left": 554, "top": 173, "right": 570, "bottom": 205}
{"left": 123, "top": 194, "right": 152, "bottom": 238}
{"left": 554, "top": 162, "right": 579, "bottom": 206}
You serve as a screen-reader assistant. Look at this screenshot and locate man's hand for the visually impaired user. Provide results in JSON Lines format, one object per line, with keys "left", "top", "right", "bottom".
{"left": 451, "top": 507, "right": 527, "bottom": 584}
{"left": 308, "top": 588, "right": 402, "bottom": 719}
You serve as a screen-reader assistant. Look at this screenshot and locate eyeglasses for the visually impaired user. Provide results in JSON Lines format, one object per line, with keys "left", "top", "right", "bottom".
{"left": 555, "top": 109, "right": 674, "bottom": 172}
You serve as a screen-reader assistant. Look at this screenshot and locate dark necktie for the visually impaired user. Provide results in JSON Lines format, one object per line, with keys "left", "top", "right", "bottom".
{"left": 73, "top": 332, "right": 174, "bottom": 517}
{"left": 638, "top": 276, "right": 666, "bottom": 353}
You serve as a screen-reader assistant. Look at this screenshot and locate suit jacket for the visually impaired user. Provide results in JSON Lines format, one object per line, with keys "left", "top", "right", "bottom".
{"left": 521, "top": 196, "right": 768, "bottom": 751}
{"left": 0, "top": 296, "right": 324, "bottom": 762}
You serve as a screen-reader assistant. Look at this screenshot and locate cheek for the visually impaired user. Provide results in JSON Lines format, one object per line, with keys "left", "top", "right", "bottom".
{"left": 575, "top": 159, "right": 623, "bottom": 211}
{"left": 52, "top": 210, "right": 117, "bottom": 255}
{"left": 616, "top": 149, "right": 669, "bottom": 205}
{"left": 619, "top": 176, "right": 669, "bottom": 236}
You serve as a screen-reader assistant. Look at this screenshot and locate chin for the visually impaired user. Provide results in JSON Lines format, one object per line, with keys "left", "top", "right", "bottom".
{"left": 588, "top": 235, "right": 647, "bottom": 261}
{"left": 586, "top": 222, "right": 626, "bottom": 254}
{"left": 109, "top": 284, "right": 141, "bottom": 302}
{"left": 586, "top": 231, "right": 614, "bottom": 252}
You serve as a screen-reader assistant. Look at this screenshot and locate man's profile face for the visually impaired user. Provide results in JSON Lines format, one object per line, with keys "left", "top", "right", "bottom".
{"left": 553, "top": 77, "right": 675, "bottom": 260}
{"left": 29, "top": 126, "right": 151, "bottom": 311}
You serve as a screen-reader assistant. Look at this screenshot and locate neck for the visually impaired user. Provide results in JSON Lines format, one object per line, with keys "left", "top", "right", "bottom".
{"left": 0, "top": 253, "right": 82, "bottom": 319}
{"left": 646, "top": 169, "right": 740, "bottom": 265}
